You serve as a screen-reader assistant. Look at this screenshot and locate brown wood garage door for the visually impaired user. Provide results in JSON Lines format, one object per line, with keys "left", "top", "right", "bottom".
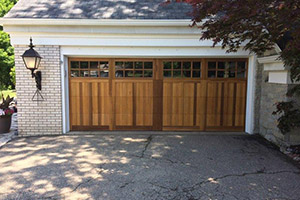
{"left": 69, "top": 58, "right": 247, "bottom": 131}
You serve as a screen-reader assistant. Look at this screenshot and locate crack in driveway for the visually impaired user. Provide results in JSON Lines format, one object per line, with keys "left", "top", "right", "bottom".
{"left": 187, "top": 168, "right": 300, "bottom": 194}
{"left": 140, "top": 135, "right": 153, "bottom": 158}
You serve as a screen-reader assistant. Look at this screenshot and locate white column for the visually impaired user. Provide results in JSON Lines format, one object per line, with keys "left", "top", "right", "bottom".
{"left": 245, "top": 55, "right": 257, "bottom": 134}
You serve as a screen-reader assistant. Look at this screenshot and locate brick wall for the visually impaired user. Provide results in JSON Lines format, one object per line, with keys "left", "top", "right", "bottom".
{"left": 14, "top": 45, "right": 62, "bottom": 135}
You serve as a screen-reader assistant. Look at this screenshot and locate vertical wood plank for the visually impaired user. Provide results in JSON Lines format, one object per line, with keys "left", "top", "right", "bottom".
{"left": 183, "top": 83, "right": 194, "bottom": 126}
{"left": 172, "top": 82, "right": 183, "bottom": 126}
{"left": 197, "top": 81, "right": 207, "bottom": 130}
{"left": 115, "top": 82, "right": 133, "bottom": 126}
{"left": 206, "top": 82, "right": 217, "bottom": 127}
{"left": 153, "top": 80, "right": 163, "bottom": 130}
{"left": 163, "top": 82, "right": 172, "bottom": 126}
{"left": 92, "top": 82, "right": 99, "bottom": 126}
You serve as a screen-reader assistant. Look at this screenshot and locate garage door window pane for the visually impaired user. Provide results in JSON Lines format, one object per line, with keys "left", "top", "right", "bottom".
{"left": 208, "top": 71, "right": 216, "bottom": 78}
{"left": 115, "top": 70, "right": 124, "bottom": 77}
{"left": 237, "top": 71, "right": 246, "bottom": 78}
{"left": 173, "top": 62, "right": 181, "bottom": 69}
{"left": 193, "top": 71, "right": 201, "bottom": 78}
{"left": 193, "top": 62, "right": 201, "bottom": 70}
{"left": 144, "top": 70, "right": 153, "bottom": 77}
{"left": 90, "top": 62, "right": 98, "bottom": 69}
{"left": 229, "top": 62, "right": 236, "bottom": 70}
{"left": 134, "top": 71, "right": 143, "bottom": 77}
{"left": 183, "top": 62, "right": 191, "bottom": 70}
{"left": 125, "top": 62, "right": 133, "bottom": 69}
{"left": 115, "top": 62, "right": 124, "bottom": 70}
{"left": 164, "top": 71, "right": 172, "bottom": 77}
{"left": 80, "top": 71, "right": 89, "bottom": 77}
{"left": 229, "top": 71, "right": 236, "bottom": 78}
{"left": 208, "top": 62, "right": 216, "bottom": 69}
{"left": 71, "top": 70, "right": 79, "bottom": 77}
{"left": 173, "top": 71, "right": 181, "bottom": 78}
{"left": 100, "top": 62, "right": 109, "bottom": 70}
{"left": 164, "top": 62, "right": 172, "bottom": 69}
{"left": 217, "top": 71, "right": 225, "bottom": 78}
{"left": 71, "top": 61, "right": 79, "bottom": 69}
{"left": 135, "top": 62, "right": 143, "bottom": 69}
{"left": 183, "top": 71, "right": 191, "bottom": 78}
{"left": 144, "top": 62, "right": 153, "bottom": 69}
{"left": 80, "top": 62, "right": 88, "bottom": 69}
{"left": 100, "top": 71, "right": 109, "bottom": 77}
{"left": 218, "top": 62, "right": 225, "bottom": 69}
{"left": 125, "top": 71, "right": 134, "bottom": 77}
{"left": 90, "top": 70, "right": 99, "bottom": 77}
{"left": 237, "top": 61, "right": 246, "bottom": 71}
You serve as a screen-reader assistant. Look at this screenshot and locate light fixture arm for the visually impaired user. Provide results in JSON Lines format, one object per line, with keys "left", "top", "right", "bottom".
{"left": 32, "top": 71, "right": 42, "bottom": 91}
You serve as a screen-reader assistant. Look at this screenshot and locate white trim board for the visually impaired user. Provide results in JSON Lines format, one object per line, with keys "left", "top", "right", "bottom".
{"left": 0, "top": 18, "right": 194, "bottom": 26}
{"left": 245, "top": 55, "right": 257, "bottom": 134}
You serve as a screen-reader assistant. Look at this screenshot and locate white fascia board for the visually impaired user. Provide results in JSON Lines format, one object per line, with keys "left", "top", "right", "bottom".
{"left": 60, "top": 46, "right": 250, "bottom": 58}
{"left": 8, "top": 35, "right": 218, "bottom": 47}
{"left": 263, "top": 62, "right": 286, "bottom": 71}
{"left": 4, "top": 25, "right": 202, "bottom": 36}
{"left": 0, "top": 18, "right": 193, "bottom": 27}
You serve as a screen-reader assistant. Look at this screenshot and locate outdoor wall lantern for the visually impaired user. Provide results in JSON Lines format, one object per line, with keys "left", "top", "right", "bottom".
{"left": 22, "top": 38, "right": 44, "bottom": 101}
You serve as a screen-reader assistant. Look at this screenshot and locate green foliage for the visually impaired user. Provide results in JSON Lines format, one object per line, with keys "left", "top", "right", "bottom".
{"left": 273, "top": 101, "right": 300, "bottom": 134}
{"left": 0, "top": 30, "right": 14, "bottom": 90}
{"left": 0, "top": 90, "right": 16, "bottom": 100}
{"left": 0, "top": 0, "right": 18, "bottom": 17}
{"left": 9, "top": 66, "right": 15, "bottom": 86}
{"left": 0, "top": 0, "right": 18, "bottom": 90}
{"left": 0, "top": 93, "right": 13, "bottom": 110}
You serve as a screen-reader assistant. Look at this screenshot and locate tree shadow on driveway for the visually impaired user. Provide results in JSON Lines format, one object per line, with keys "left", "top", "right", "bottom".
{"left": 0, "top": 134, "right": 299, "bottom": 200}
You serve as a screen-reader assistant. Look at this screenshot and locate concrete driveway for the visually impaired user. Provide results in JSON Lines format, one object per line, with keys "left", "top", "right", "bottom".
{"left": 0, "top": 133, "right": 299, "bottom": 200}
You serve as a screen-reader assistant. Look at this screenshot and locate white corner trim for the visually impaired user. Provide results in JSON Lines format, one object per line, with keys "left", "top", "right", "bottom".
{"left": 257, "top": 55, "right": 281, "bottom": 64}
{"left": 245, "top": 55, "right": 257, "bottom": 134}
{"left": 0, "top": 18, "right": 193, "bottom": 27}
{"left": 61, "top": 55, "right": 70, "bottom": 134}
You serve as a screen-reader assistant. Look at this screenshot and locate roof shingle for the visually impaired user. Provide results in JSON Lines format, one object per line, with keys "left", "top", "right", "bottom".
{"left": 4, "top": 0, "right": 192, "bottom": 20}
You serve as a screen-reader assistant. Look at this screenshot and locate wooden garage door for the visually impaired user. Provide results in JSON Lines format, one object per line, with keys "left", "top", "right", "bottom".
{"left": 69, "top": 58, "right": 247, "bottom": 131}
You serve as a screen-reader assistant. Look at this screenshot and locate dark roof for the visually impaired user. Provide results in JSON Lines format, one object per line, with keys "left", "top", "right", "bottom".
{"left": 4, "top": 0, "right": 192, "bottom": 19}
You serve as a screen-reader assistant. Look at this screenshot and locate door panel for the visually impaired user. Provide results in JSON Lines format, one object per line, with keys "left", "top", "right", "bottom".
{"left": 206, "top": 82, "right": 222, "bottom": 127}
{"left": 205, "top": 81, "right": 246, "bottom": 131}
{"left": 115, "top": 82, "right": 134, "bottom": 126}
{"left": 70, "top": 79, "right": 110, "bottom": 130}
{"left": 163, "top": 81, "right": 198, "bottom": 129}
{"left": 135, "top": 82, "right": 153, "bottom": 126}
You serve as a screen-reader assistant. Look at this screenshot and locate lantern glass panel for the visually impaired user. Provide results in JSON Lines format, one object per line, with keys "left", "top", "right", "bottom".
{"left": 35, "top": 57, "right": 41, "bottom": 69}
{"left": 23, "top": 57, "right": 37, "bottom": 70}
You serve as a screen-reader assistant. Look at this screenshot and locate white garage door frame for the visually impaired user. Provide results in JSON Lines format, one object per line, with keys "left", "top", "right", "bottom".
{"left": 60, "top": 46, "right": 256, "bottom": 134}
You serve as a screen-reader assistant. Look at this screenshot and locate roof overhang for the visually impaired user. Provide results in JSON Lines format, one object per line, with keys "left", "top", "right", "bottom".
{"left": 0, "top": 18, "right": 193, "bottom": 27}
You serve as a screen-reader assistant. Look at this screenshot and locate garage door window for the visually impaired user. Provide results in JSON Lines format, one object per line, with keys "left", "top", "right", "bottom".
{"left": 115, "top": 61, "right": 153, "bottom": 78}
{"left": 163, "top": 61, "right": 201, "bottom": 78}
{"left": 207, "top": 61, "right": 246, "bottom": 78}
{"left": 70, "top": 61, "right": 109, "bottom": 78}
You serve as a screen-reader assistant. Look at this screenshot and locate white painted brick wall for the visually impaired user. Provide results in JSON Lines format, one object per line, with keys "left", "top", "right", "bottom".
{"left": 14, "top": 45, "right": 62, "bottom": 135}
